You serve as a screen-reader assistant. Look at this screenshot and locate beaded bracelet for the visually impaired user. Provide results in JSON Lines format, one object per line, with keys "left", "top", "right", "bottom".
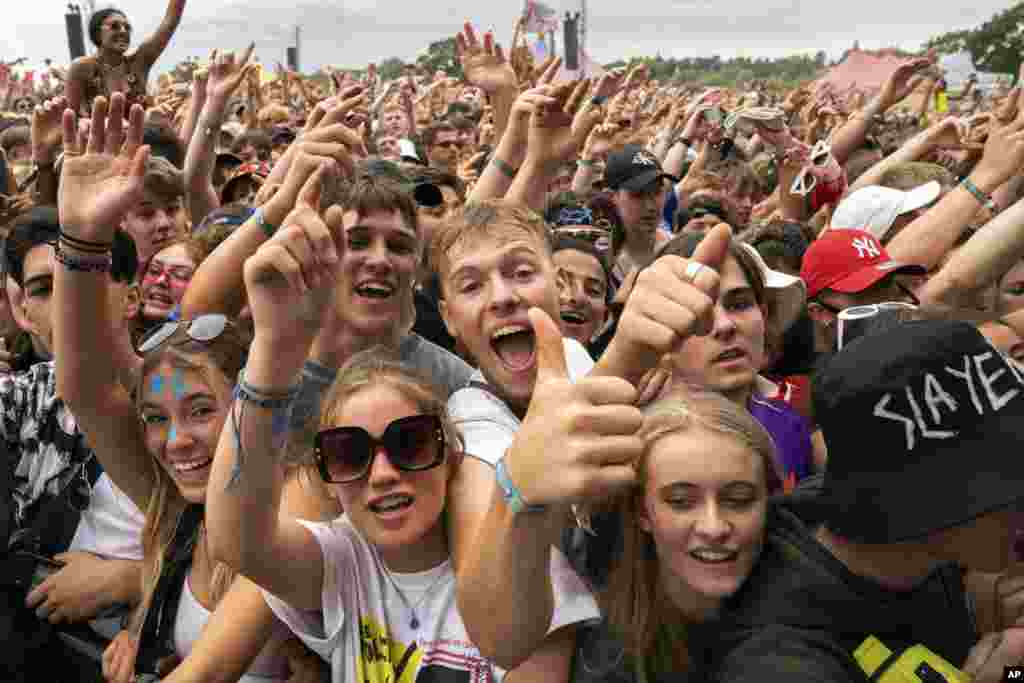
{"left": 491, "top": 157, "right": 518, "bottom": 179}
{"left": 54, "top": 242, "right": 112, "bottom": 273}
{"left": 961, "top": 177, "right": 998, "bottom": 212}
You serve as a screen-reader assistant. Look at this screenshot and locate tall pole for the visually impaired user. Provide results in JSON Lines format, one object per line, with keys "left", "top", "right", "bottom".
{"left": 580, "top": 0, "right": 587, "bottom": 60}
{"left": 83, "top": 0, "right": 97, "bottom": 55}
{"left": 295, "top": 25, "right": 301, "bottom": 73}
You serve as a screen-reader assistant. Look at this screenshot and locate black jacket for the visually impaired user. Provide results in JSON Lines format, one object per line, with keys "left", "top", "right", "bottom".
{"left": 707, "top": 493, "right": 978, "bottom": 682}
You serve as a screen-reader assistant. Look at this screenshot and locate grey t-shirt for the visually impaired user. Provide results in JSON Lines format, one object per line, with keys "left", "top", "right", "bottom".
{"left": 290, "top": 333, "right": 473, "bottom": 434}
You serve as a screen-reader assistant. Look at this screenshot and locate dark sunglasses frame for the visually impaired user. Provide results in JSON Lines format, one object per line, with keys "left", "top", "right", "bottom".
{"left": 138, "top": 313, "right": 230, "bottom": 354}
{"left": 314, "top": 414, "right": 446, "bottom": 484}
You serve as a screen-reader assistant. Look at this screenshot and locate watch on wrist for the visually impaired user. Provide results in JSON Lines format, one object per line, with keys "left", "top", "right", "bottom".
{"left": 495, "top": 456, "right": 547, "bottom": 514}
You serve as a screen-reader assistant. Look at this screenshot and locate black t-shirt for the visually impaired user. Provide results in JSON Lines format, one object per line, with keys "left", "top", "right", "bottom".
{"left": 412, "top": 279, "right": 456, "bottom": 354}
{"left": 708, "top": 498, "right": 978, "bottom": 683}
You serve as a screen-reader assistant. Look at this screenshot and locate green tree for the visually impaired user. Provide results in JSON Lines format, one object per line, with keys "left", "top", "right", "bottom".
{"left": 377, "top": 57, "right": 407, "bottom": 81}
{"left": 416, "top": 37, "right": 462, "bottom": 78}
{"left": 926, "top": 1, "right": 1024, "bottom": 75}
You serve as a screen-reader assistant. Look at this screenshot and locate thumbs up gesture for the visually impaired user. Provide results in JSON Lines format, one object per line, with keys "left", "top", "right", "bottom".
{"left": 595, "top": 223, "right": 733, "bottom": 386}
{"left": 502, "top": 307, "right": 645, "bottom": 507}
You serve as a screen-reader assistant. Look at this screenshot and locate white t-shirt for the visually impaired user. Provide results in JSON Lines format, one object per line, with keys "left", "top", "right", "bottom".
{"left": 447, "top": 337, "right": 595, "bottom": 467}
{"left": 444, "top": 337, "right": 601, "bottom": 642}
{"left": 68, "top": 473, "right": 145, "bottom": 560}
{"left": 265, "top": 517, "right": 600, "bottom": 682}
{"left": 176, "top": 575, "right": 291, "bottom": 682}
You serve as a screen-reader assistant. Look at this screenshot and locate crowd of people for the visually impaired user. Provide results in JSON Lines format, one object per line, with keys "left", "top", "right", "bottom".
{"left": 5, "top": 1, "right": 1024, "bottom": 681}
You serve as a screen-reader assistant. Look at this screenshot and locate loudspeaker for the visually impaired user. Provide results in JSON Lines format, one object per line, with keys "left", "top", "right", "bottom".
{"left": 563, "top": 12, "right": 580, "bottom": 71}
{"left": 65, "top": 11, "right": 86, "bottom": 60}
{"left": 286, "top": 47, "right": 298, "bottom": 72}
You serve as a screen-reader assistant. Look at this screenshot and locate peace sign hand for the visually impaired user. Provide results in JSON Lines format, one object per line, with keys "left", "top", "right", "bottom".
{"left": 58, "top": 93, "right": 149, "bottom": 243}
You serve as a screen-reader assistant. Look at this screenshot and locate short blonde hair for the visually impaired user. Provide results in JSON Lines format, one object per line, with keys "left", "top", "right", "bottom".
{"left": 429, "top": 199, "right": 551, "bottom": 295}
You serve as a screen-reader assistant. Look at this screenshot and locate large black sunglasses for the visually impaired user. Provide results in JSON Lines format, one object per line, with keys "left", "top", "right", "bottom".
{"left": 314, "top": 414, "right": 445, "bottom": 484}
{"left": 138, "top": 314, "right": 230, "bottom": 354}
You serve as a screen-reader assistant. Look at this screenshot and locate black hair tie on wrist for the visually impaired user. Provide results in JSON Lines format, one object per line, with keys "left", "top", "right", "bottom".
{"left": 58, "top": 230, "right": 114, "bottom": 254}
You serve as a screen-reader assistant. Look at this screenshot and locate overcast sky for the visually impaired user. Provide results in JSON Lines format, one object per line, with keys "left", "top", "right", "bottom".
{"left": 1, "top": 0, "right": 1014, "bottom": 74}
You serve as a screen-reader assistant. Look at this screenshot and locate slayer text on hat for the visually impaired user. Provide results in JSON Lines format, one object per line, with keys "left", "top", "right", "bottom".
{"left": 814, "top": 320, "right": 1024, "bottom": 543}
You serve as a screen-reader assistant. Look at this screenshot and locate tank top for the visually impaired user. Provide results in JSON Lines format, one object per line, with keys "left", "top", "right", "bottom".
{"left": 174, "top": 575, "right": 292, "bottom": 681}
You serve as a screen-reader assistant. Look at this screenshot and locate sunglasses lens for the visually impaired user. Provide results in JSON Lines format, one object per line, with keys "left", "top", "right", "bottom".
{"left": 188, "top": 314, "right": 228, "bottom": 342}
{"left": 384, "top": 416, "right": 441, "bottom": 471}
{"left": 318, "top": 429, "right": 372, "bottom": 483}
{"left": 138, "top": 322, "right": 180, "bottom": 353}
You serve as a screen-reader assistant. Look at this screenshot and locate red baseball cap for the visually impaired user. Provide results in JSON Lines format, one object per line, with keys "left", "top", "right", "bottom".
{"left": 800, "top": 229, "right": 925, "bottom": 299}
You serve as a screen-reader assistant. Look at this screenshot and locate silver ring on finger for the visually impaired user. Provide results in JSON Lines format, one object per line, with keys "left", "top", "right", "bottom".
{"left": 683, "top": 261, "right": 706, "bottom": 285}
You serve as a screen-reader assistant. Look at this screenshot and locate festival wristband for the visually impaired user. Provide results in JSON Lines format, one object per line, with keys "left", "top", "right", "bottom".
{"left": 253, "top": 206, "right": 278, "bottom": 238}
{"left": 961, "top": 177, "right": 998, "bottom": 212}
{"left": 495, "top": 456, "right": 547, "bottom": 514}
{"left": 491, "top": 157, "right": 518, "bottom": 179}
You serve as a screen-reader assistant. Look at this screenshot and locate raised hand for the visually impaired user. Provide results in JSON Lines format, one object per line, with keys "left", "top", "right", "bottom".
{"left": 598, "top": 223, "right": 733, "bottom": 385}
{"left": 622, "top": 63, "right": 648, "bottom": 92}
{"left": 879, "top": 58, "right": 932, "bottom": 111}
{"left": 503, "top": 307, "right": 644, "bottom": 507}
{"left": 972, "top": 101, "right": 1024, "bottom": 191}
{"left": 532, "top": 55, "right": 562, "bottom": 87}
{"left": 58, "top": 94, "right": 149, "bottom": 242}
{"left": 456, "top": 22, "right": 518, "bottom": 94}
{"left": 525, "top": 80, "right": 600, "bottom": 167}
{"left": 244, "top": 164, "right": 343, "bottom": 355}
{"left": 207, "top": 43, "right": 255, "bottom": 102}
{"left": 260, "top": 86, "right": 366, "bottom": 214}
{"left": 31, "top": 95, "right": 68, "bottom": 164}
{"left": 192, "top": 62, "right": 209, "bottom": 96}
{"left": 590, "top": 67, "right": 625, "bottom": 102}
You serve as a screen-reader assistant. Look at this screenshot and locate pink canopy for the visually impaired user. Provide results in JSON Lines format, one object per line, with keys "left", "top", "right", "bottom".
{"left": 816, "top": 49, "right": 906, "bottom": 95}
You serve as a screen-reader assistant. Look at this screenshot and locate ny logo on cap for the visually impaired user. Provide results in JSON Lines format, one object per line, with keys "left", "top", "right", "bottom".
{"left": 852, "top": 236, "right": 881, "bottom": 260}
{"left": 632, "top": 151, "right": 657, "bottom": 168}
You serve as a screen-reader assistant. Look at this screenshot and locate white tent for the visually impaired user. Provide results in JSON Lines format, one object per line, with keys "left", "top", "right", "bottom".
{"left": 939, "top": 51, "right": 1010, "bottom": 95}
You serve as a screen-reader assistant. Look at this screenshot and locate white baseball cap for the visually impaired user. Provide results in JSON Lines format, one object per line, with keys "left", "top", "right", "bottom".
{"left": 830, "top": 181, "right": 942, "bottom": 241}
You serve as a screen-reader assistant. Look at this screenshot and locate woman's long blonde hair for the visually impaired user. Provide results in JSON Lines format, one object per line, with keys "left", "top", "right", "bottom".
{"left": 133, "top": 323, "right": 250, "bottom": 628}
{"left": 603, "top": 387, "right": 776, "bottom": 675}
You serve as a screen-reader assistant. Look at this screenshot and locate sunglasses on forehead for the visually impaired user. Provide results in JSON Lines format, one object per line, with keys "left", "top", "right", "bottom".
{"left": 138, "top": 314, "right": 230, "bottom": 354}
{"left": 314, "top": 414, "right": 446, "bottom": 484}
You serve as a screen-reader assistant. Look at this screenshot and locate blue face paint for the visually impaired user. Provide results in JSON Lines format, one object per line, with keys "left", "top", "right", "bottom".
{"left": 173, "top": 369, "right": 186, "bottom": 400}
{"left": 168, "top": 425, "right": 177, "bottom": 442}
{"left": 150, "top": 375, "right": 164, "bottom": 396}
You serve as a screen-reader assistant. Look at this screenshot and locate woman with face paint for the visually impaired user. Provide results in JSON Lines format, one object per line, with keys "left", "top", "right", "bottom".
{"left": 65, "top": 0, "right": 187, "bottom": 117}
{"left": 54, "top": 96, "right": 321, "bottom": 682}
